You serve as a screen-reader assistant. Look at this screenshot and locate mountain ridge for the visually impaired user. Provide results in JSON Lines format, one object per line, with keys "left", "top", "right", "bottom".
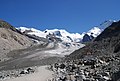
{"left": 17, "top": 20, "right": 116, "bottom": 43}
{"left": 17, "top": 26, "right": 101, "bottom": 43}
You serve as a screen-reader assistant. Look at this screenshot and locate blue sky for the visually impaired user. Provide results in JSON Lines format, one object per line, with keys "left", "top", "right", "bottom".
{"left": 0, "top": 0, "right": 120, "bottom": 33}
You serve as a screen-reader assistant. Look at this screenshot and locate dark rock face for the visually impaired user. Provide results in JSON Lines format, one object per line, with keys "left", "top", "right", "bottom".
{"left": 54, "top": 31, "right": 62, "bottom": 37}
{"left": 94, "top": 20, "right": 120, "bottom": 53}
{"left": 66, "top": 36, "right": 73, "bottom": 42}
{"left": 82, "top": 34, "right": 91, "bottom": 42}
{"left": 82, "top": 34, "right": 94, "bottom": 42}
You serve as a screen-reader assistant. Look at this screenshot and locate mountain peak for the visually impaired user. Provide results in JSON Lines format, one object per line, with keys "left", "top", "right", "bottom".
{"left": 94, "top": 20, "right": 120, "bottom": 41}
{"left": 87, "top": 27, "right": 102, "bottom": 37}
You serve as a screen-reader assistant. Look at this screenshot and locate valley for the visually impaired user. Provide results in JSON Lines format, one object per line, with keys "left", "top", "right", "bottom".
{"left": 0, "top": 20, "right": 119, "bottom": 81}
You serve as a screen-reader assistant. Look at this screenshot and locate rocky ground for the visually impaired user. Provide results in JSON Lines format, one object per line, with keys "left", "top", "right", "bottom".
{"left": 48, "top": 54, "right": 120, "bottom": 81}
{"left": 0, "top": 65, "right": 54, "bottom": 81}
{"left": 0, "top": 66, "right": 36, "bottom": 80}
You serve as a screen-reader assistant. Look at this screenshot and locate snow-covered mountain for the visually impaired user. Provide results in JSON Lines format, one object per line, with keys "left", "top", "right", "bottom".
{"left": 17, "top": 27, "right": 101, "bottom": 43}
{"left": 18, "top": 27, "right": 82, "bottom": 42}
{"left": 17, "top": 20, "right": 116, "bottom": 43}
{"left": 82, "top": 20, "right": 117, "bottom": 42}
{"left": 87, "top": 27, "right": 102, "bottom": 37}
{"left": 88, "top": 20, "right": 116, "bottom": 37}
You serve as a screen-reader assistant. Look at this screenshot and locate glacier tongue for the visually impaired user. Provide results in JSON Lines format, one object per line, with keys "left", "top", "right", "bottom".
{"left": 44, "top": 42, "right": 85, "bottom": 57}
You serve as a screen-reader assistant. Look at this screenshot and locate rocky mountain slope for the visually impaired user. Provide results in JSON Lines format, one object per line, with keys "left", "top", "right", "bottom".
{"left": 67, "top": 20, "right": 120, "bottom": 59}
{"left": 66, "top": 20, "right": 120, "bottom": 81}
{"left": 0, "top": 20, "right": 34, "bottom": 62}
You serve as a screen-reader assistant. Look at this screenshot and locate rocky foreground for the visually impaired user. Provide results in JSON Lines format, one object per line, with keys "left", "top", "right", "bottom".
{"left": 0, "top": 66, "right": 36, "bottom": 80}
{"left": 1, "top": 53, "right": 119, "bottom": 81}
{"left": 48, "top": 55, "right": 120, "bottom": 81}
{"left": 0, "top": 65, "right": 54, "bottom": 81}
